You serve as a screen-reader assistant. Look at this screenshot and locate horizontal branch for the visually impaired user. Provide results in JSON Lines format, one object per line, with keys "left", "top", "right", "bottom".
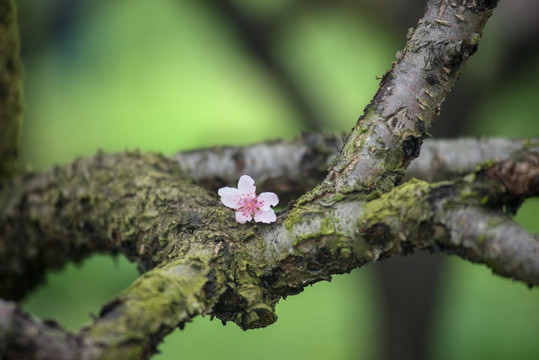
{"left": 3, "top": 138, "right": 535, "bottom": 301}
{"left": 259, "top": 155, "right": 539, "bottom": 297}
{"left": 173, "top": 133, "right": 342, "bottom": 202}
{"left": 175, "top": 136, "right": 539, "bottom": 197}
{"left": 437, "top": 206, "right": 539, "bottom": 283}
{"left": 409, "top": 137, "right": 539, "bottom": 182}
{"left": 2, "top": 151, "right": 538, "bottom": 359}
{"left": 0, "top": 151, "right": 237, "bottom": 301}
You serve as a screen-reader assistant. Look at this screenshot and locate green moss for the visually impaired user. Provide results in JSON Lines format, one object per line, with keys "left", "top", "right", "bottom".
{"left": 339, "top": 247, "right": 352, "bottom": 259}
{"left": 365, "top": 189, "right": 382, "bottom": 201}
{"left": 284, "top": 209, "right": 303, "bottom": 232}
{"left": 284, "top": 201, "right": 322, "bottom": 231}
{"left": 359, "top": 179, "right": 433, "bottom": 239}
{"left": 236, "top": 286, "right": 277, "bottom": 329}
{"left": 87, "top": 259, "right": 213, "bottom": 358}
{"left": 319, "top": 217, "right": 336, "bottom": 236}
{"left": 474, "top": 158, "right": 497, "bottom": 171}
{"left": 468, "top": 32, "right": 481, "bottom": 46}
{"left": 243, "top": 228, "right": 257, "bottom": 241}
{"left": 458, "top": 187, "right": 477, "bottom": 202}
{"left": 294, "top": 181, "right": 333, "bottom": 206}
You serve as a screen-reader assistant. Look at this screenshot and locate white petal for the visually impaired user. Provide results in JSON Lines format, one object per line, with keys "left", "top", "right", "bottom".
{"left": 218, "top": 187, "right": 240, "bottom": 209}
{"left": 254, "top": 209, "right": 276, "bottom": 223}
{"left": 257, "top": 192, "right": 279, "bottom": 210}
{"left": 237, "top": 175, "right": 256, "bottom": 194}
{"left": 236, "top": 211, "right": 251, "bottom": 224}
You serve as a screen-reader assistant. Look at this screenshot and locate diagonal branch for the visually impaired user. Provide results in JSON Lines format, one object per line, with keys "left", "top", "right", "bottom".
{"left": 323, "top": 0, "right": 498, "bottom": 195}
{"left": 82, "top": 258, "right": 220, "bottom": 359}
{"left": 0, "top": 258, "right": 220, "bottom": 360}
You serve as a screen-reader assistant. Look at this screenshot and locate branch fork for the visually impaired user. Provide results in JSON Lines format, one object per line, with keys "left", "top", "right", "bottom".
{"left": 2, "top": 1, "right": 537, "bottom": 359}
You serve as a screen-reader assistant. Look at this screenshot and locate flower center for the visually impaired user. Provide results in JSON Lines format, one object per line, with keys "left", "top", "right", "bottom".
{"left": 238, "top": 193, "right": 264, "bottom": 217}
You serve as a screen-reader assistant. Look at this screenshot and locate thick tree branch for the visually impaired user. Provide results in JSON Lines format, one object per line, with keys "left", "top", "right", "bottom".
{"left": 0, "top": 151, "right": 240, "bottom": 301}
{"left": 2, "top": 152, "right": 538, "bottom": 359}
{"left": 4, "top": 1, "right": 531, "bottom": 359}
{"left": 409, "top": 138, "right": 539, "bottom": 181}
{"left": 0, "top": 0, "right": 23, "bottom": 179}
{"left": 322, "top": 0, "right": 497, "bottom": 195}
{"left": 3, "top": 146, "right": 538, "bottom": 299}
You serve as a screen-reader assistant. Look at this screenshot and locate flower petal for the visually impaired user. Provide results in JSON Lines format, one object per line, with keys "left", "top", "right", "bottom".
{"left": 254, "top": 209, "right": 276, "bottom": 223}
{"left": 218, "top": 187, "right": 240, "bottom": 209}
{"left": 257, "top": 192, "right": 279, "bottom": 210}
{"left": 236, "top": 210, "right": 251, "bottom": 224}
{"left": 237, "top": 175, "right": 256, "bottom": 195}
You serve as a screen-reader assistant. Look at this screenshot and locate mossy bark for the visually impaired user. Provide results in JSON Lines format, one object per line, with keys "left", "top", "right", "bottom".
{"left": 0, "top": 151, "right": 239, "bottom": 300}
{"left": 5, "top": 1, "right": 539, "bottom": 360}
{"left": 2, "top": 147, "right": 536, "bottom": 358}
{"left": 325, "top": 0, "right": 497, "bottom": 195}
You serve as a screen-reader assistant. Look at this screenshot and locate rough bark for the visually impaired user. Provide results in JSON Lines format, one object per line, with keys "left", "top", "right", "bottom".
{"left": 321, "top": 0, "right": 498, "bottom": 196}
{"left": 4, "top": 1, "right": 539, "bottom": 360}
{"left": 1, "top": 151, "right": 538, "bottom": 359}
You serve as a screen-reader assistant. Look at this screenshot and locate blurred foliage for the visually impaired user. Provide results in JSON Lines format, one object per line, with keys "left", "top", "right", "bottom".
{"left": 18, "top": 0, "right": 394, "bottom": 170}
{"left": 21, "top": 254, "right": 137, "bottom": 331}
{"left": 16, "top": 1, "right": 539, "bottom": 360}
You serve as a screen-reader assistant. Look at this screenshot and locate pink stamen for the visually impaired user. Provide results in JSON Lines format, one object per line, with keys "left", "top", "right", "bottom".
{"left": 236, "top": 193, "right": 265, "bottom": 220}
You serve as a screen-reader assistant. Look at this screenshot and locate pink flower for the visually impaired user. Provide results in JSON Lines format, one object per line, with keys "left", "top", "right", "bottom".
{"left": 218, "top": 175, "right": 279, "bottom": 224}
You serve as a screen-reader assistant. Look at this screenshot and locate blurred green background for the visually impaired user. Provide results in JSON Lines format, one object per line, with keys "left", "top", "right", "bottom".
{"left": 15, "top": 1, "right": 539, "bottom": 359}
